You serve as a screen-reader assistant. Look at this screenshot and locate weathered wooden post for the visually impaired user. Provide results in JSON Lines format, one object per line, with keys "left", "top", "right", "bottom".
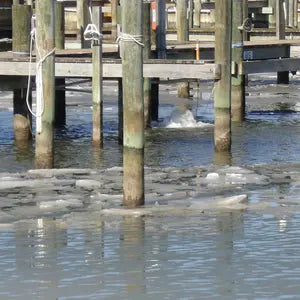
{"left": 35, "top": 0, "right": 55, "bottom": 168}
{"left": 12, "top": 4, "right": 32, "bottom": 142}
{"left": 188, "top": 0, "right": 194, "bottom": 29}
{"left": 92, "top": 6, "right": 103, "bottom": 147}
{"left": 287, "top": 0, "right": 295, "bottom": 27}
{"left": 120, "top": 0, "right": 144, "bottom": 207}
{"left": 118, "top": 79, "right": 123, "bottom": 144}
{"left": 268, "top": 0, "right": 276, "bottom": 28}
{"left": 177, "top": 0, "right": 190, "bottom": 98}
{"left": 55, "top": 1, "right": 66, "bottom": 126}
{"left": 276, "top": 0, "right": 289, "bottom": 84}
{"left": 194, "top": 0, "right": 201, "bottom": 28}
{"left": 214, "top": 0, "right": 232, "bottom": 152}
{"left": 111, "top": 0, "right": 118, "bottom": 40}
{"left": 144, "top": 1, "right": 151, "bottom": 128}
{"left": 231, "top": 0, "right": 245, "bottom": 122}
{"left": 77, "top": 0, "right": 90, "bottom": 48}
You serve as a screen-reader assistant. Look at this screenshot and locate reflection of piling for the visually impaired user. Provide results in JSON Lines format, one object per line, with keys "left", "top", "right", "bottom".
{"left": 35, "top": 0, "right": 55, "bottom": 168}
{"left": 231, "top": 0, "right": 245, "bottom": 122}
{"left": 177, "top": 0, "right": 190, "bottom": 98}
{"left": 276, "top": 0, "right": 289, "bottom": 84}
{"left": 55, "top": 1, "right": 66, "bottom": 126}
{"left": 92, "top": 7, "right": 103, "bottom": 147}
{"left": 12, "top": 4, "right": 32, "bottom": 142}
{"left": 121, "top": 0, "right": 144, "bottom": 207}
{"left": 214, "top": 0, "right": 232, "bottom": 152}
{"left": 144, "top": 2, "right": 151, "bottom": 128}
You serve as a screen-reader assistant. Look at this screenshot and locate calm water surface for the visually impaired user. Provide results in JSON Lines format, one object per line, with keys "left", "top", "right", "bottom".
{"left": 0, "top": 79, "right": 300, "bottom": 299}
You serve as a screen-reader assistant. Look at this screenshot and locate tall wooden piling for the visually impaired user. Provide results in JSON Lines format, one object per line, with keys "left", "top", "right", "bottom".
{"left": 144, "top": 2, "right": 151, "bottom": 128}
{"left": 121, "top": 0, "right": 144, "bottom": 207}
{"left": 111, "top": 0, "right": 118, "bottom": 40}
{"left": 92, "top": 7, "right": 103, "bottom": 147}
{"left": 268, "top": 0, "right": 276, "bottom": 28}
{"left": 77, "top": 0, "right": 90, "bottom": 48}
{"left": 231, "top": 0, "right": 245, "bottom": 122}
{"left": 276, "top": 0, "right": 289, "bottom": 84}
{"left": 288, "top": 0, "right": 295, "bottom": 27}
{"left": 177, "top": 0, "right": 190, "bottom": 98}
{"left": 194, "top": 0, "right": 201, "bottom": 28}
{"left": 55, "top": 1, "right": 66, "bottom": 126}
{"left": 12, "top": 4, "right": 32, "bottom": 142}
{"left": 214, "top": 0, "right": 232, "bottom": 152}
{"left": 118, "top": 79, "right": 123, "bottom": 144}
{"left": 35, "top": 0, "right": 55, "bottom": 168}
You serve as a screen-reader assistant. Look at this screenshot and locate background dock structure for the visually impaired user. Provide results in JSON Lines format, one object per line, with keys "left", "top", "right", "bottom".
{"left": 1, "top": 0, "right": 300, "bottom": 205}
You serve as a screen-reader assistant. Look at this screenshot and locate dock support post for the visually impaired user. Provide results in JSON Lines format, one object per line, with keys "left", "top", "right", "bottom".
{"left": 276, "top": 0, "right": 289, "bottom": 84}
{"left": 111, "top": 0, "right": 118, "bottom": 40}
{"left": 12, "top": 4, "right": 32, "bottom": 142}
{"left": 268, "top": 0, "right": 276, "bottom": 28}
{"left": 144, "top": 1, "right": 151, "bottom": 128}
{"left": 177, "top": 0, "right": 190, "bottom": 98}
{"left": 194, "top": 0, "right": 201, "bottom": 28}
{"left": 121, "top": 0, "right": 144, "bottom": 207}
{"left": 288, "top": 0, "right": 295, "bottom": 27}
{"left": 188, "top": 0, "right": 194, "bottom": 29}
{"left": 118, "top": 79, "right": 123, "bottom": 145}
{"left": 55, "top": 1, "right": 66, "bottom": 126}
{"left": 92, "top": 6, "right": 103, "bottom": 147}
{"left": 231, "top": 0, "right": 245, "bottom": 122}
{"left": 214, "top": 0, "right": 232, "bottom": 152}
{"left": 77, "top": 0, "right": 90, "bottom": 48}
{"left": 35, "top": 0, "right": 55, "bottom": 168}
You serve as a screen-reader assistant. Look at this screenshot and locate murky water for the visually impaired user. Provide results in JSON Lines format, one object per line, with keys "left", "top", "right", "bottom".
{"left": 0, "top": 76, "right": 300, "bottom": 298}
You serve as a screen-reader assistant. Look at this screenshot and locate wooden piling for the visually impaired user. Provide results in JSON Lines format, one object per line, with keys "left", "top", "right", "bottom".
{"left": 12, "top": 4, "right": 32, "bottom": 142}
{"left": 144, "top": 2, "right": 151, "bottom": 128}
{"left": 121, "top": 0, "right": 144, "bottom": 207}
{"left": 288, "top": 0, "right": 295, "bottom": 28}
{"left": 77, "top": 0, "right": 90, "bottom": 48}
{"left": 214, "top": 0, "right": 232, "bottom": 152}
{"left": 156, "top": 0, "right": 167, "bottom": 59}
{"left": 276, "top": 0, "right": 289, "bottom": 84}
{"left": 35, "top": 0, "right": 55, "bottom": 168}
{"left": 111, "top": 0, "right": 118, "bottom": 40}
{"left": 55, "top": 1, "right": 66, "bottom": 126}
{"left": 12, "top": 4, "right": 31, "bottom": 54}
{"left": 92, "top": 6, "right": 103, "bottom": 147}
{"left": 194, "top": 0, "right": 201, "bottom": 28}
{"left": 268, "top": 0, "right": 276, "bottom": 28}
{"left": 231, "top": 0, "right": 245, "bottom": 122}
{"left": 118, "top": 79, "right": 123, "bottom": 144}
{"left": 177, "top": 0, "right": 189, "bottom": 98}
{"left": 188, "top": 0, "right": 193, "bottom": 29}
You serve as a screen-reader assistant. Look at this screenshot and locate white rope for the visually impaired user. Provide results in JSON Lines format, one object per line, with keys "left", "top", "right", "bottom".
{"left": 25, "top": 15, "right": 56, "bottom": 134}
{"left": 83, "top": 5, "right": 103, "bottom": 41}
{"left": 0, "top": 38, "right": 12, "bottom": 43}
{"left": 116, "top": 32, "right": 144, "bottom": 47}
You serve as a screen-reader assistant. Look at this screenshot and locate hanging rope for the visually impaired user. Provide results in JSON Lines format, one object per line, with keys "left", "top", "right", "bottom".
{"left": 238, "top": 18, "right": 253, "bottom": 32}
{"left": 83, "top": 4, "right": 103, "bottom": 41}
{"left": 25, "top": 14, "right": 56, "bottom": 134}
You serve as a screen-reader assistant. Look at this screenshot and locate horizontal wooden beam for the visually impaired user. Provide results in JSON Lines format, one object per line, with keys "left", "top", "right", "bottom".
{"left": 241, "top": 58, "right": 300, "bottom": 74}
{"left": 0, "top": 60, "right": 219, "bottom": 80}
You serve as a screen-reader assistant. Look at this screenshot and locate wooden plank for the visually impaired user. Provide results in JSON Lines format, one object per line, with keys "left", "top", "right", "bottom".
{"left": 242, "top": 57, "right": 300, "bottom": 74}
{"left": 0, "top": 60, "right": 219, "bottom": 79}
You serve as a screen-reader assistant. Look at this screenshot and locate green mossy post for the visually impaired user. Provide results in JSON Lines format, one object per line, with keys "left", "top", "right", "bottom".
{"left": 55, "top": 1, "right": 66, "bottom": 126}
{"left": 144, "top": 2, "right": 151, "bottom": 128}
{"left": 121, "top": 0, "right": 144, "bottom": 207}
{"left": 268, "top": 0, "right": 276, "bottom": 28}
{"left": 177, "top": 0, "right": 190, "bottom": 98}
{"left": 276, "top": 0, "right": 289, "bottom": 84}
{"left": 214, "top": 0, "right": 232, "bottom": 152}
{"left": 92, "top": 6, "right": 103, "bottom": 147}
{"left": 12, "top": 4, "right": 32, "bottom": 142}
{"left": 231, "top": 0, "right": 245, "bottom": 122}
{"left": 35, "top": 0, "right": 55, "bottom": 168}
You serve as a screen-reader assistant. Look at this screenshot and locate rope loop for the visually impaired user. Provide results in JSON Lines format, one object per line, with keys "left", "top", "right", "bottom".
{"left": 116, "top": 32, "right": 144, "bottom": 47}
{"left": 238, "top": 18, "right": 253, "bottom": 32}
{"left": 84, "top": 24, "right": 103, "bottom": 41}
